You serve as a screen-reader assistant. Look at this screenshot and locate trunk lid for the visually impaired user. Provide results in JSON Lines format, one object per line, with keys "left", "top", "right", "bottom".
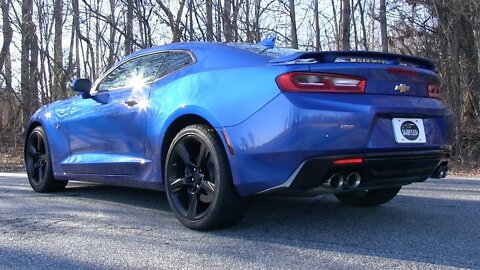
{"left": 271, "top": 51, "right": 439, "bottom": 97}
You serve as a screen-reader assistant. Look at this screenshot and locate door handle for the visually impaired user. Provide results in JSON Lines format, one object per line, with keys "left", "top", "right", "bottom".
{"left": 125, "top": 98, "right": 139, "bottom": 107}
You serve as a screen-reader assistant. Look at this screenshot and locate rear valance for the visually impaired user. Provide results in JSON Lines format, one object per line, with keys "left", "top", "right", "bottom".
{"left": 270, "top": 51, "right": 436, "bottom": 71}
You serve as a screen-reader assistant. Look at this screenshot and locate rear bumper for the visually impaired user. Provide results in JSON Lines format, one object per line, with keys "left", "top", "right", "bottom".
{"left": 261, "top": 150, "right": 450, "bottom": 194}
{"left": 222, "top": 93, "right": 453, "bottom": 196}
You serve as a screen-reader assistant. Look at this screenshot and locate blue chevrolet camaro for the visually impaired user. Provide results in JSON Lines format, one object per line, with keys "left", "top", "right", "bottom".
{"left": 24, "top": 40, "right": 453, "bottom": 230}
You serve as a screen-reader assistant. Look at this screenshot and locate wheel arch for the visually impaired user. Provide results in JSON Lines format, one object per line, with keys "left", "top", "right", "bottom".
{"left": 24, "top": 121, "right": 43, "bottom": 148}
{"left": 160, "top": 114, "right": 228, "bottom": 181}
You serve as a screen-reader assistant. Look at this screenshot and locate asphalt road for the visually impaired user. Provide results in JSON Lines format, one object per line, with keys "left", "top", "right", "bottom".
{"left": 0, "top": 173, "right": 478, "bottom": 270}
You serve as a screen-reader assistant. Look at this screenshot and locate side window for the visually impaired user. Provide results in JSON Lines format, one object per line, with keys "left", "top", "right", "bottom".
{"left": 96, "top": 59, "right": 140, "bottom": 92}
{"left": 95, "top": 51, "right": 194, "bottom": 93}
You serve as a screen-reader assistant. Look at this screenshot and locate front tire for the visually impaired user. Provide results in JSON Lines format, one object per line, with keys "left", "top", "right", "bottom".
{"left": 164, "top": 124, "right": 246, "bottom": 230}
{"left": 25, "top": 126, "right": 68, "bottom": 192}
{"left": 334, "top": 186, "right": 402, "bottom": 207}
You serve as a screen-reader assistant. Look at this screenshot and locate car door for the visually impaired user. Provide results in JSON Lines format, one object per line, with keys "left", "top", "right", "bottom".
{"left": 66, "top": 53, "right": 162, "bottom": 176}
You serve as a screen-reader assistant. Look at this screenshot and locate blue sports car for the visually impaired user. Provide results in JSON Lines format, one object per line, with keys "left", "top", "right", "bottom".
{"left": 24, "top": 40, "right": 453, "bottom": 230}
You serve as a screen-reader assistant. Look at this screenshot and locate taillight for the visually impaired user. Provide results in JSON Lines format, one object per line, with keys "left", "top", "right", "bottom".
{"left": 276, "top": 72, "right": 366, "bottom": 93}
{"left": 428, "top": 84, "right": 441, "bottom": 99}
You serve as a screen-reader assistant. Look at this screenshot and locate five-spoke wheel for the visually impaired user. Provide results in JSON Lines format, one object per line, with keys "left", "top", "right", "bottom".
{"left": 25, "top": 127, "right": 67, "bottom": 192}
{"left": 165, "top": 125, "right": 246, "bottom": 230}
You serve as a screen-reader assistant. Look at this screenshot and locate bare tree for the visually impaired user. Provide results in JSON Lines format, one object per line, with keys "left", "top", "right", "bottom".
{"left": 357, "top": 0, "right": 368, "bottom": 50}
{"left": 206, "top": 0, "right": 214, "bottom": 41}
{"left": 156, "top": 0, "right": 187, "bottom": 42}
{"left": 0, "top": 0, "right": 13, "bottom": 74}
{"left": 289, "top": 0, "right": 298, "bottom": 49}
{"left": 125, "top": 0, "right": 134, "bottom": 54}
{"left": 340, "top": 0, "right": 351, "bottom": 50}
{"left": 331, "top": 0, "right": 340, "bottom": 49}
{"left": 53, "top": 0, "right": 65, "bottom": 100}
{"left": 379, "top": 0, "right": 388, "bottom": 52}
{"left": 313, "top": 0, "right": 321, "bottom": 51}
{"left": 223, "top": 0, "right": 234, "bottom": 41}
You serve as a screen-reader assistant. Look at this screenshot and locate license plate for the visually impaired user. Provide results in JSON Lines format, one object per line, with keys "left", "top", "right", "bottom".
{"left": 392, "top": 118, "right": 426, "bottom": 143}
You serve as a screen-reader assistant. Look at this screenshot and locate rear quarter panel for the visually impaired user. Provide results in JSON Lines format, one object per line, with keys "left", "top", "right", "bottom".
{"left": 144, "top": 63, "right": 311, "bottom": 184}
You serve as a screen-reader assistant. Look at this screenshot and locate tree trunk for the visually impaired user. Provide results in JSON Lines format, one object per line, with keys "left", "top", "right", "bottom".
{"left": 188, "top": 0, "right": 194, "bottom": 40}
{"left": 253, "top": 0, "right": 261, "bottom": 42}
{"left": 206, "top": 0, "right": 214, "bottom": 41}
{"left": 72, "top": 0, "right": 81, "bottom": 77}
{"left": 457, "top": 4, "right": 480, "bottom": 123}
{"left": 331, "top": 0, "right": 339, "bottom": 50}
{"left": 53, "top": 0, "right": 65, "bottom": 100}
{"left": 340, "top": 0, "right": 351, "bottom": 50}
{"left": 125, "top": 0, "right": 134, "bottom": 55}
{"left": 351, "top": 0, "right": 359, "bottom": 50}
{"left": 232, "top": 0, "right": 242, "bottom": 42}
{"left": 289, "top": 0, "right": 298, "bottom": 49}
{"left": 107, "top": 0, "right": 117, "bottom": 68}
{"left": 21, "top": 0, "right": 37, "bottom": 124}
{"left": 357, "top": 0, "right": 368, "bottom": 50}
{"left": 379, "top": 0, "right": 388, "bottom": 52}
{"left": 223, "top": 0, "right": 233, "bottom": 41}
{"left": 313, "top": 0, "right": 321, "bottom": 51}
{"left": 0, "top": 0, "right": 13, "bottom": 74}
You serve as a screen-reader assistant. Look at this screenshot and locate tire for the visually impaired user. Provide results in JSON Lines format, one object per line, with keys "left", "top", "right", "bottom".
{"left": 334, "top": 186, "right": 402, "bottom": 207}
{"left": 164, "top": 124, "right": 246, "bottom": 230}
{"left": 25, "top": 126, "right": 68, "bottom": 192}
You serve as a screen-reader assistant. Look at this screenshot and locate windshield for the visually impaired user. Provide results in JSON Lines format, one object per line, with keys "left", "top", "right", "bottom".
{"left": 226, "top": 43, "right": 302, "bottom": 58}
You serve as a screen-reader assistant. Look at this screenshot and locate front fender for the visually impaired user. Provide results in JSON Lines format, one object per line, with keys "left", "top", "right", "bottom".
{"left": 25, "top": 99, "right": 74, "bottom": 175}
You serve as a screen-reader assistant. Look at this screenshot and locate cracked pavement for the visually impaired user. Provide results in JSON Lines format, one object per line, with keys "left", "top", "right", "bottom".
{"left": 0, "top": 173, "right": 479, "bottom": 269}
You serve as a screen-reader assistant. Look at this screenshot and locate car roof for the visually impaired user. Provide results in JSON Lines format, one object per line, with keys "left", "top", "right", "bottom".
{"left": 120, "top": 42, "right": 272, "bottom": 70}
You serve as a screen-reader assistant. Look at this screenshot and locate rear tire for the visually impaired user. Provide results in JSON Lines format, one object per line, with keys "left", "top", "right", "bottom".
{"left": 164, "top": 124, "right": 246, "bottom": 230}
{"left": 25, "top": 126, "right": 68, "bottom": 192}
{"left": 334, "top": 186, "right": 401, "bottom": 207}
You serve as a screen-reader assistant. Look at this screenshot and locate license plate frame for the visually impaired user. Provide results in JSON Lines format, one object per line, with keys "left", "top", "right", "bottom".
{"left": 392, "top": 118, "right": 426, "bottom": 144}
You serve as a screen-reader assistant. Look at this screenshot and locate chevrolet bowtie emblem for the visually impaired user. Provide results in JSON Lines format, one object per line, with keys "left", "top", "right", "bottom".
{"left": 395, "top": 84, "right": 410, "bottom": 93}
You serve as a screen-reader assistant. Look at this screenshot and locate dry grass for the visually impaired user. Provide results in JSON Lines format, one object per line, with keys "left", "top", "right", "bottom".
{"left": 0, "top": 146, "right": 24, "bottom": 172}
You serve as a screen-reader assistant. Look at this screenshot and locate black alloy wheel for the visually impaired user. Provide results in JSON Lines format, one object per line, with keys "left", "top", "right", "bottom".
{"left": 25, "top": 127, "right": 67, "bottom": 192}
{"left": 165, "top": 124, "right": 246, "bottom": 230}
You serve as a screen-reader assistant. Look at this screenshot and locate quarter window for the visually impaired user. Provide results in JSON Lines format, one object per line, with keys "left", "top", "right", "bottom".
{"left": 155, "top": 52, "right": 194, "bottom": 79}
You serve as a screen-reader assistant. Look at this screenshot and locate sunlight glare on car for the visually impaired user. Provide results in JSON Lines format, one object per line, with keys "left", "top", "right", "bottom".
{"left": 137, "top": 97, "right": 149, "bottom": 110}
{"left": 128, "top": 74, "right": 148, "bottom": 92}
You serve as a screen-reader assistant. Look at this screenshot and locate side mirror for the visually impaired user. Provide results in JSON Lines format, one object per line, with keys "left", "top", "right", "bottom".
{"left": 70, "top": 79, "right": 92, "bottom": 94}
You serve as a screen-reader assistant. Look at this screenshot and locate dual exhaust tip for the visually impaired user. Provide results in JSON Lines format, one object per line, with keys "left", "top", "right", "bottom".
{"left": 432, "top": 164, "right": 448, "bottom": 179}
{"left": 325, "top": 172, "right": 361, "bottom": 190}
{"left": 326, "top": 164, "right": 449, "bottom": 189}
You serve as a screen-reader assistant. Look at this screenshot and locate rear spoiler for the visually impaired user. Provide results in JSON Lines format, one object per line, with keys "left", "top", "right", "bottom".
{"left": 270, "top": 51, "right": 436, "bottom": 71}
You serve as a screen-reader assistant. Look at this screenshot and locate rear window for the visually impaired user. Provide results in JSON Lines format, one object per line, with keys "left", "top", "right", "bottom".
{"left": 226, "top": 43, "right": 302, "bottom": 58}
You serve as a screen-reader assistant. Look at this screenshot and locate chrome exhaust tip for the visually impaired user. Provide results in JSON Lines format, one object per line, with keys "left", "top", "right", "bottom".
{"left": 345, "top": 172, "right": 361, "bottom": 188}
{"left": 433, "top": 165, "right": 449, "bottom": 179}
{"left": 325, "top": 173, "right": 344, "bottom": 189}
{"left": 440, "top": 165, "right": 448, "bottom": 178}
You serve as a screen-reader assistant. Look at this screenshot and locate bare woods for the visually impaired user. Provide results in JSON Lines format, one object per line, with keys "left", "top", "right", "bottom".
{"left": 0, "top": 0, "right": 479, "bottom": 166}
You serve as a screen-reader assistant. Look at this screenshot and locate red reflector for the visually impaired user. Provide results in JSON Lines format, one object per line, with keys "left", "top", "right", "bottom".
{"left": 333, "top": 158, "right": 364, "bottom": 165}
{"left": 428, "top": 84, "right": 441, "bottom": 99}
{"left": 276, "top": 72, "right": 366, "bottom": 93}
{"left": 221, "top": 130, "right": 235, "bottom": 155}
